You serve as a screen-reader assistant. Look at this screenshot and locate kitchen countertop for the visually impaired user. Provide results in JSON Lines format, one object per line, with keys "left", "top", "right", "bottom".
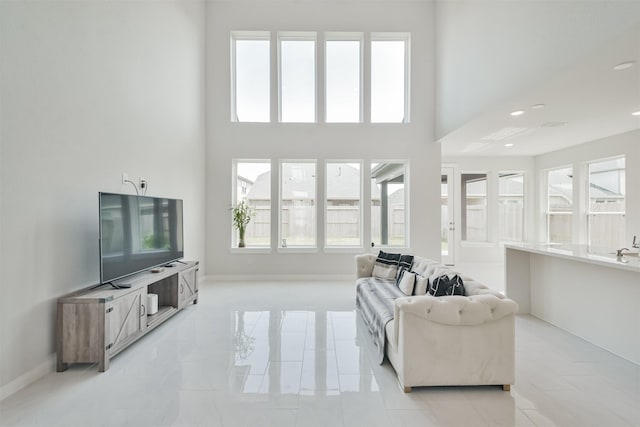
{"left": 504, "top": 243, "right": 640, "bottom": 273}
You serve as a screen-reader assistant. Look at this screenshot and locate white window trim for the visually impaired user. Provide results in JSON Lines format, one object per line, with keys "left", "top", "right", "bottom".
{"left": 497, "top": 171, "right": 526, "bottom": 243}
{"left": 370, "top": 32, "right": 411, "bottom": 124}
{"left": 278, "top": 159, "right": 318, "bottom": 249}
{"left": 231, "top": 159, "right": 272, "bottom": 249}
{"left": 460, "top": 171, "right": 489, "bottom": 243}
{"left": 324, "top": 159, "right": 364, "bottom": 249}
{"left": 543, "top": 165, "right": 574, "bottom": 244}
{"left": 585, "top": 155, "right": 626, "bottom": 216}
{"left": 230, "top": 31, "right": 271, "bottom": 123}
{"left": 370, "top": 159, "right": 409, "bottom": 248}
{"left": 324, "top": 32, "right": 364, "bottom": 124}
{"left": 585, "top": 155, "right": 626, "bottom": 246}
{"left": 277, "top": 32, "right": 317, "bottom": 123}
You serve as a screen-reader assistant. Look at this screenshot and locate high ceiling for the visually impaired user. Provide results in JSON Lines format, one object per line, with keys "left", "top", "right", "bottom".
{"left": 439, "top": 23, "right": 640, "bottom": 157}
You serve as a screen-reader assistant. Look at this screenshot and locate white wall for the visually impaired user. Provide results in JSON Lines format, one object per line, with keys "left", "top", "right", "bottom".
{"left": 534, "top": 129, "right": 640, "bottom": 246}
{"left": 205, "top": 1, "right": 440, "bottom": 277}
{"left": 441, "top": 156, "right": 536, "bottom": 264}
{"left": 435, "top": 0, "right": 640, "bottom": 139}
{"left": 0, "top": 0, "right": 206, "bottom": 398}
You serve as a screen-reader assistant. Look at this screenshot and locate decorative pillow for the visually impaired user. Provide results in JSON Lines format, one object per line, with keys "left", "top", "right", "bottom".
{"left": 413, "top": 274, "right": 429, "bottom": 295}
{"left": 429, "top": 274, "right": 450, "bottom": 297}
{"left": 397, "top": 270, "right": 416, "bottom": 296}
{"left": 371, "top": 250, "right": 401, "bottom": 280}
{"left": 396, "top": 254, "right": 414, "bottom": 279}
{"left": 445, "top": 275, "right": 465, "bottom": 296}
{"left": 428, "top": 270, "right": 465, "bottom": 297}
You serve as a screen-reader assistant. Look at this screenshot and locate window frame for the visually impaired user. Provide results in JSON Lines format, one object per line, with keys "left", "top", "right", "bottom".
{"left": 545, "top": 165, "right": 574, "bottom": 244}
{"left": 460, "top": 172, "right": 489, "bottom": 243}
{"left": 324, "top": 32, "right": 364, "bottom": 124}
{"left": 277, "top": 31, "right": 317, "bottom": 123}
{"left": 324, "top": 160, "right": 364, "bottom": 250}
{"left": 585, "top": 155, "right": 625, "bottom": 248}
{"left": 230, "top": 31, "right": 271, "bottom": 123}
{"left": 370, "top": 32, "right": 411, "bottom": 124}
{"left": 231, "top": 159, "right": 272, "bottom": 252}
{"left": 278, "top": 159, "right": 318, "bottom": 251}
{"left": 370, "top": 160, "right": 410, "bottom": 249}
{"left": 498, "top": 171, "right": 525, "bottom": 243}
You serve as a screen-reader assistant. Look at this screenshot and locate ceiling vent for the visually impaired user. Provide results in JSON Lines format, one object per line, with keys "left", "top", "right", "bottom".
{"left": 480, "top": 127, "right": 531, "bottom": 141}
{"left": 462, "top": 142, "right": 491, "bottom": 153}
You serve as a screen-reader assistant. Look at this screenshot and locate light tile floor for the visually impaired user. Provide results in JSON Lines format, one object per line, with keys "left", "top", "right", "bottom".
{"left": 1, "top": 279, "right": 638, "bottom": 427}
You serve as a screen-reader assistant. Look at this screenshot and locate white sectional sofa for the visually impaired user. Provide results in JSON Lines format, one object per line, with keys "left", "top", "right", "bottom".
{"left": 356, "top": 253, "right": 518, "bottom": 392}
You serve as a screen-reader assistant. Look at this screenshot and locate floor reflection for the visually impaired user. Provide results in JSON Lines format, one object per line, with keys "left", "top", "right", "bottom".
{"left": 228, "top": 310, "right": 377, "bottom": 396}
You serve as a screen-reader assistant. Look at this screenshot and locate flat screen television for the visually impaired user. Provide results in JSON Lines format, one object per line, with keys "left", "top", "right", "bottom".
{"left": 99, "top": 192, "right": 184, "bottom": 284}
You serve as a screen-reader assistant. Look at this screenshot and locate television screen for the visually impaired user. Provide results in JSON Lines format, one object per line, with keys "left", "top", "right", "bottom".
{"left": 99, "top": 193, "right": 184, "bottom": 284}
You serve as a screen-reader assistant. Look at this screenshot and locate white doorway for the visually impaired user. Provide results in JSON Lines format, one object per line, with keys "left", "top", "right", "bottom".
{"left": 441, "top": 167, "right": 455, "bottom": 265}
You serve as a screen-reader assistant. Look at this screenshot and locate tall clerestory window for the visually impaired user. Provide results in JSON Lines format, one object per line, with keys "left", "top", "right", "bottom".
{"left": 279, "top": 33, "right": 316, "bottom": 123}
{"left": 231, "top": 32, "right": 270, "bottom": 123}
{"left": 371, "top": 33, "right": 410, "bottom": 123}
{"left": 325, "top": 34, "right": 362, "bottom": 123}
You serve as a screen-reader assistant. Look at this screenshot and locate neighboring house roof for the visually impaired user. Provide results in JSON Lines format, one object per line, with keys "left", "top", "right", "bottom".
{"left": 246, "top": 171, "right": 270, "bottom": 200}
{"left": 237, "top": 176, "right": 253, "bottom": 186}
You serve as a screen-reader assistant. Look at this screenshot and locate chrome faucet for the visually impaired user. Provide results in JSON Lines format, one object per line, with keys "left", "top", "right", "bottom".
{"left": 633, "top": 235, "right": 639, "bottom": 249}
{"left": 616, "top": 248, "right": 629, "bottom": 257}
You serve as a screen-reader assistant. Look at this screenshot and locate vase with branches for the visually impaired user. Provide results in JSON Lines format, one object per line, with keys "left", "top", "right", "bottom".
{"left": 231, "top": 201, "right": 254, "bottom": 248}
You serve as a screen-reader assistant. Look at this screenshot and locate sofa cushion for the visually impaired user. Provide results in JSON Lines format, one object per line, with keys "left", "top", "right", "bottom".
{"left": 410, "top": 257, "right": 440, "bottom": 277}
{"left": 397, "top": 270, "right": 416, "bottom": 296}
{"left": 372, "top": 250, "right": 401, "bottom": 280}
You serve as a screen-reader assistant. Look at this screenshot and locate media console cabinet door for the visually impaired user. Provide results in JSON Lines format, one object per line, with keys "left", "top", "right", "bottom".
{"left": 178, "top": 266, "right": 198, "bottom": 308}
{"left": 108, "top": 288, "right": 147, "bottom": 354}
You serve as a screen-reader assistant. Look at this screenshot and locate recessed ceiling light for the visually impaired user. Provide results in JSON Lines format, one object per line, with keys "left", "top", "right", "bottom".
{"left": 532, "top": 104, "right": 545, "bottom": 109}
{"left": 613, "top": 61, "right": 635, "bottom": 71}
{"left": 632, "top": 111, "right": 640, "bottom": 116}
{"left": 510, "top": 110, "right": 525, "bottom": 116}
{"left": 505, "top": 143, "right": 514, "bottom": 147}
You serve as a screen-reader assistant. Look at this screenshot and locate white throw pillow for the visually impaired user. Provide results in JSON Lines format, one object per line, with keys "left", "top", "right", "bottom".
{"left": 414, "top": 274, "right": 429, "bottom": 295}
{"left": 398, "top": 271, "right": 416, "bottom": 296}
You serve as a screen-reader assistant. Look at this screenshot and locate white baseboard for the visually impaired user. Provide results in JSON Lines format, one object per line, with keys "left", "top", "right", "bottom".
{"left": 0, "top": 355, "right": 55, "bottom": 401}
{"left": 204, "top": 274, "right": 353, "bottom": 282}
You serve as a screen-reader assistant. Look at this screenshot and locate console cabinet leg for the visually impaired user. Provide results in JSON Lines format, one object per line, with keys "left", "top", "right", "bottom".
{"left": 57, "top": 360, "right": 68, "bottom": 372}
{"left": 403, "top": 386, "right": 412, "bottom": 393}
{"left": 99, "top": 356, "right": 109, "bottom": 372}
{"left": 502, "top": 384, "right": 511, "bottom": 391}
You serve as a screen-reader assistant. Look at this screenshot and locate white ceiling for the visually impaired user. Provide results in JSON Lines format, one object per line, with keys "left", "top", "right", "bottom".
{"left": 439, "top": 23, "right": 640, "bottom": 157}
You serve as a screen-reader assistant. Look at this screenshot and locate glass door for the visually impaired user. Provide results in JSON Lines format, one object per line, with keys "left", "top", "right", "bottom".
{"left": 441, "top": 167, "right": 455, "bottom": 265}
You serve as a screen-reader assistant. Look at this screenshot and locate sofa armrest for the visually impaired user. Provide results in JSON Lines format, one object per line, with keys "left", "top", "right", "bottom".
{"left": 355, "top": 254, "right": 376, "bottom": 278}
{"left": 394, "top": 294, "right": 518, "bottom": 326}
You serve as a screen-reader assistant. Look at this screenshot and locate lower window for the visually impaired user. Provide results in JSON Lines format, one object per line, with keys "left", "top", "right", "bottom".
{"left": 233, "top": 161, "right": 271, "bottom": 247}
{"left": 280, "top": 161, "right": 317, "bottom": 248}
{"left": 371, "top": 161, "right": 406, "bottom": 247}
